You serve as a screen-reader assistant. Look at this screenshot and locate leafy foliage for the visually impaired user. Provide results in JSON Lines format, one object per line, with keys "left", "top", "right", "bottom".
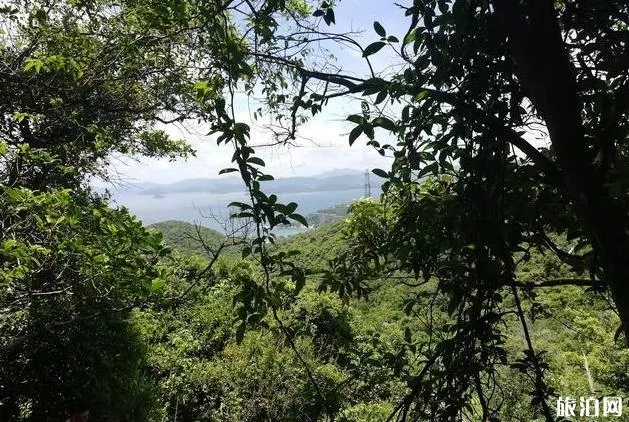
{"left": 140, "top": 209, "right": 629, "bottom": 422}
{"left": 3, "top": 0, "right": 629, "bottom": 420}
{"left": 148, "top": 220, "right": 236, "bottom": 258}
{"left": 0, "top": 182, "right": 171, "bottom": 419}
{"left": 241, "top": 1, "right": 629, "bottom": 419}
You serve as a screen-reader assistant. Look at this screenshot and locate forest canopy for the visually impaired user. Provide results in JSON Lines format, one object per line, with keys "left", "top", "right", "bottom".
{"left": 1, "top": 0, "right": 628, "bottom": 421}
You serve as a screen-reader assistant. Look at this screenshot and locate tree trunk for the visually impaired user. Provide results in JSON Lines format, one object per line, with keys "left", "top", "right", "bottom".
{"left": 494, "top": 0, "right": 629, "bottom": 342}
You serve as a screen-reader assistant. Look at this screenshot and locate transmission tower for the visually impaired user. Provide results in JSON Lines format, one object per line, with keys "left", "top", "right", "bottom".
{"left": 364, "top": 169, "right": 371, "bottom": 198}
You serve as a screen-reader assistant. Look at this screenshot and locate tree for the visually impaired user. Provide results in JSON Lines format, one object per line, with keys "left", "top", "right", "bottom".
{"left": 0, "top": 0, "right": 304, "bottom": 417}
{"left": 259, "top": 0, "right": 629, "bottom": 335}
{"left": 0, "top": 182, "right": 169, "bottom": 419}
{"left": 218, "top": 0, "right": 629, "bottom": 420}
{"left": 3, "top": 0, "right": 627, "bottom": 419}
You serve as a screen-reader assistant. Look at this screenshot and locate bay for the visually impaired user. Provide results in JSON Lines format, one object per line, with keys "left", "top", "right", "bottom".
{"left": 109, "top": 188, "right": 365, "bottom": 235}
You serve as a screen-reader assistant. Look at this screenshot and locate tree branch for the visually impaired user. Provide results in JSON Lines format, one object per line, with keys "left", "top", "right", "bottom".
{"left": 252, "top": 52, "right": 564, "bottom": 186}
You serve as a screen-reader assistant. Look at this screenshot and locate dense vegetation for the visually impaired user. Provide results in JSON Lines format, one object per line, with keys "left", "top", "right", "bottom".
{"left": 304, "top": 204, "right": 349, "bottom": 228}
{"left": 1, "top": 0, "right": 629, "bottom": 420}
{"left": 129, "top": 215, "right": 629, "bottom": 420}
{"left": 149, "top": 220, "right": 237, "bottom": 258}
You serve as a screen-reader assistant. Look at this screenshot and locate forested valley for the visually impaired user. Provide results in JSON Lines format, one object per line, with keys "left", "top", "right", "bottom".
{"left": 1, "top": 1, "right": 629, "bottom": 421}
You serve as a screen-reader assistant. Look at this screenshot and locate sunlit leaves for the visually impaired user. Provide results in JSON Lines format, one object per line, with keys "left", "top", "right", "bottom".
{"left": 0, "top": 161, "right": 176, "bottom": 415}
{"left": 23, "top": 57, "right": 43, "bottom": 73}
{"left": 193, "top": 80, "right": 218, "bottom": 101}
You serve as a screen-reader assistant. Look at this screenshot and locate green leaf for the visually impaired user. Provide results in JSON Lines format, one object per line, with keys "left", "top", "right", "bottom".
{"left": 347, "top": 114, "right": 364, "bottom": 124}
{"left": 374, "top": 21, "right": 386, "bottom": 37}
{"left": 234, "top": 211, "right": 255, "bottom": 218}
{"left": 292, "top": 268, "right": 306, "bottom": 294}
{"left": 374, "top": 90, "right": 388, "bottom": 105}
{"left": 33, "top": 8, "right": 47, "bottom": 24}
{"left": 349, "top": 126, "right": 363, "bottom": 146}
{"left": 228, "top": 201, "right": 253, "bottom": 210}
{"left": 418, "top": 162, "right": 438, "bottom": 177}
{"left": 285, "top": 202, "right": 298, "bottom": 215}
{"left": 403, "top": 28, "right": 417, "bottom": 45}
{"left": 219, "top": 168, "right": 238, "bottom": 175}
{"left": 363, "top": 41, "right": 386, "bottom": 57}
{"left": 288, "top": 213, "right": 308, "bottom": 227}
{"left": 372, "top": 168, "right": 389, "bottom": 178}
{"left": 414, "top": 90, "right": 429, "bottom": 102}
{"left": 24, "top": 58, "right": 43, "bottom": 74}
{"left": 323, "top": 8, "right": 335, "bottom": 25}
{"left": 247, "top": 157, "right": 265, "bottom": 166}
{"left": 233, "top": 122, "right": 250, "bottom": 141}
{"left": 372, "top": 116, "right": 397, "bottom": 132}
{"left": 150, "top": 277, "right": 166, "bottom": 293}
{"left": 193, "top": 80, "right": 211, "bottom": 98}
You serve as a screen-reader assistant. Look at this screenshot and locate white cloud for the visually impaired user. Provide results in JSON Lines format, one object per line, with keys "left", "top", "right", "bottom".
{"left": 102, "top": 0, "right": 411, "bottom": 186}
{"left": 106, "top": 106, "right": 394, "bottom": 185}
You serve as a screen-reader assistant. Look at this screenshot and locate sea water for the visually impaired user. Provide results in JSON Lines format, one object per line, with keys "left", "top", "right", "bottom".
{"left": 108, "top": 189, "right": 365, "bottom": 235}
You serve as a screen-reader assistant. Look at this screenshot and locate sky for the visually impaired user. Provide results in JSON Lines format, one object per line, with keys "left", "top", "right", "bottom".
{"left": 105, "top": 0, "right": 409, "bottom": 185}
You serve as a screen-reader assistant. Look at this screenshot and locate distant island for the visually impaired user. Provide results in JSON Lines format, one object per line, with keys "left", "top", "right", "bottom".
{"left": 101, "top": 169, "right": 383, "bottom": 227}
{"left": 302, "top": 203, "right": 349, "bottom": 228}
{"left": 133, "top": 169, "right": 383, "bottom": 196}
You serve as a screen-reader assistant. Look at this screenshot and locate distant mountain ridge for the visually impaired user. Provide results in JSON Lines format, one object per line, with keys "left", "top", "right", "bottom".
{"left": 135, "top": 170, "right": 382, "bottom": 196}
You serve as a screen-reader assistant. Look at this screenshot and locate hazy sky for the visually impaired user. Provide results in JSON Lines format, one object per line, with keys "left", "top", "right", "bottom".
{"left": 107, "top": 0, "right": 408, "bottom": 185}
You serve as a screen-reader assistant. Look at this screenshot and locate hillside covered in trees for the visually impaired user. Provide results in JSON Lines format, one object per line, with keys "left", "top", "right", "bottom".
{"left": 2, "top": 0, "right": 629, "bottom": 421}
{"left": 76, "top": 215, "right": 629, "bottom": 419}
